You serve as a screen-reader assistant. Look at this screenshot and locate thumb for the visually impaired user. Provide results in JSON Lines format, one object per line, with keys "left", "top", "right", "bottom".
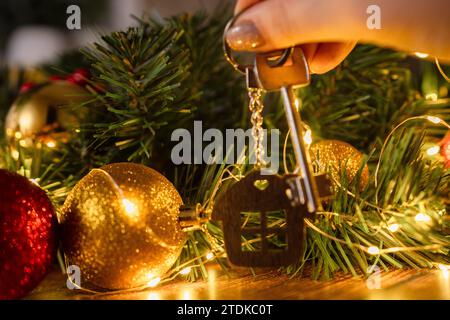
{"left": 226, "top": 0, "right": 365, "bottom": 52}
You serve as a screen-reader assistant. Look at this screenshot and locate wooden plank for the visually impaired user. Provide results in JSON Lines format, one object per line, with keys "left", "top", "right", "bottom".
{"left": 26, "top": 265, "right": 450, "bottom": 300}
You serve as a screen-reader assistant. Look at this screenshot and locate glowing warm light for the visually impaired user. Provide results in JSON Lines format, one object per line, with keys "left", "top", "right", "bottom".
{"left": 147, "top": 277, "right": 161, "bottom": 288}
{"left": 425, "top": 93, "right": 438, "bottom": 101}
{"left": 414, "top": 52, "right": 429, "bottom": 59}
{"left": 303, "top": 129, "right": 312, "bottom": 146}
{"left": 147, "top": 292, "right": 161, "bottom": 300}
{"left": 438, "top": 264, "right": 450, "bottom": 271}
{"left": 14, "top": 131, "right": 22, "bottom": 139}
{"left": 388, "top": 223, "right": 400, "bottom": 233}
{"left": 415, "top": 213, "right": 432, "bottom": 223}
{"left": 122, "top": 198, "right": 138, "bottom": 217}
{"left": 206, "top": 252, "right": 214, "bottom": 260}
{"left": 11, "top": 150, "right": 19, "bottom": 160}
{"left": 426, "top": 145, "right": 441, "bottom": 156}
{"left": 426, "top": 116, "right": 442, "bottom": 124}
{"left": 180, "top": 267, "right": 191, "bottom": 275}
{"left": 181, "top": 289, "right": 193, "bottom": 300}
{"left": 207, "top": 267, "right": 217, "bottom": 299}
{"left": 368, "top": 246, "right": 380, "bottom": 255}
{"left": 438, "top": 264, "right": 450, "bottom": 279}
{"left": 19, "top": 139, "right": 27, "bottom": 147}
{"left": 46, "top": 141, "right": 56, "bottom": 148}
{"left": 19, "top": 113, "right": 33, "bottom": 131}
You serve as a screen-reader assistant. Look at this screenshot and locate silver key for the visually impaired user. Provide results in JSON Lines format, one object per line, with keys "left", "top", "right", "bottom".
{"left": 253, "top": 47, "right": 321, "bottom": 214}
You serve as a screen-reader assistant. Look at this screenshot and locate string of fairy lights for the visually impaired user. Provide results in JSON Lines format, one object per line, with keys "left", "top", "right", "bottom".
{"left": 44, "top": 52, "right": 450, "bottom": 294}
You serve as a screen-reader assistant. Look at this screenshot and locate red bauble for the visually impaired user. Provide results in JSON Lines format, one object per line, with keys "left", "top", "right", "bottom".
{"left": 19, "top": 82, "right": 35, "bottom": 94}
{"left": 66, "top": 68, "right": 90, "bottom": 86}
{"left": 441, "top": 131, "right": 450, "bottom": 169}
{"left": 0, "top": 170, "right": 57, "bottom": 299}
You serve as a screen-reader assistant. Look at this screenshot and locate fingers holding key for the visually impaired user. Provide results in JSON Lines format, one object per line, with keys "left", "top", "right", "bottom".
{"left": 229, "top": 0, "right": 450, "bottom": 68}
{"left": 228, "top": 0, "right": 359, "bottom": 73}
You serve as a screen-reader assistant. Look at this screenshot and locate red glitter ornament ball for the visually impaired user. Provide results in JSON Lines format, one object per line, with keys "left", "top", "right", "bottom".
{"left": 441, "top": 131, "right": 450, "bottom": 169}
{"left": 0, "top": 170, "right": 57, "bottom": 300}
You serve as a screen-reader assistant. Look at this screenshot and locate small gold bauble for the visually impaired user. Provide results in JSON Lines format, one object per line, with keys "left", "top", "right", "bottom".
{"left": 5, "top": 81, "right": 89, "bottom": 149}
{"left": 310, "top": 140, "right": 369, "bottom": 190}
{"left": 60, "top": 163, "right": 187, "bottom": 290}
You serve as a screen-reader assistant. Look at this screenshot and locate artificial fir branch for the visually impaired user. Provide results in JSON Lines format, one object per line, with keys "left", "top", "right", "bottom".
{"left": 80, "top": 26, "right": 193, "bottom": 163}
{"left": 0, "top": 8, "right": 448, "bottom": 283}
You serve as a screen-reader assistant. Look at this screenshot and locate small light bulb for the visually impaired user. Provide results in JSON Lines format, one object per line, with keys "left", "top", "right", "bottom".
{"left": 368, "top": 246, "right": 380, "bottom": 255}
{"left": 425, "top": 93, "right": 438, "bottom": 101}
{"left": 122, "top": 198, "right": 138, "bottom": 217}
{"left": 415, "top": 212, "right": 431, "bottom": 223}
{"left": 303, "top": 129, "right": 312, "bottom": 146}
{"left": 46, "top": 141, "right": 56, "bottom": 148}
{"left": 438, "top": 264, "right": 449, "bottom": 271}
{"left": 414, "top": 52, "right": 429, "bottom": 59}
{"left": 181, "top": 289, "right": 193, "bottom": 300}
{"left": 14, "top": 131, "right": 22, "bottom": 139}
{"left": 438, "top": 264, "right": 449, "bottom": 278}
{"left": 206, "top": 252, "right": 214, "bottom": 260}
{"left": 11, "top": 150, "right": 20, "bottom": 160}
{"left": 147, "top": 292, "right": 161, "bottom": 300}
{"left": 426, "top": 116, "right": 442, "bottom": 124}
{"left": 180, "top": 267, "right": 191, "bottom": 275}
{"left": 388, "top": 223, "right": 400, "bottom": 232}
{"left": 147, "top": 277, "right": 161, "bottom": 288}
{"left": 426, "top": 145, "right": 440, "bottom": 156}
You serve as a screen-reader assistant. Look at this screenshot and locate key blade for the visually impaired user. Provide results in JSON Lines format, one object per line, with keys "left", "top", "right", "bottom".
{"left": 281, "top": 86, "right": 321, "bottom": 214}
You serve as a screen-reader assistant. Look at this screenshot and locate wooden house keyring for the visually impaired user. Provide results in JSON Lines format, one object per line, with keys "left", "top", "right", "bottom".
{"left": 212, "top": 171, "right": 332, "bottom": 267}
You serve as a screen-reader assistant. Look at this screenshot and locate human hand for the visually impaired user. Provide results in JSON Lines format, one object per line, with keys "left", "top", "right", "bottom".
{"left": 226, "top": 0, "right": 357, "bottom": 74}
{"left": 225, "top": 0, "right": 450, "bottom": 73}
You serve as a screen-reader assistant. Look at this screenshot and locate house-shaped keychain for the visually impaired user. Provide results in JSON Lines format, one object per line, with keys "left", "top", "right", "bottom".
{"left": 212, "top": 171, "right": 332, "bottom": 267}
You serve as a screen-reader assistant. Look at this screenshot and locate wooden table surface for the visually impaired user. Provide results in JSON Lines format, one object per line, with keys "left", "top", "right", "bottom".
{"left": 26, "top": 265, "right": 450, "bottom": 300}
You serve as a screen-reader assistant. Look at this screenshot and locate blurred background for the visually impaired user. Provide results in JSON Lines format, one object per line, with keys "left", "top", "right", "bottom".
{"left": 0, "top": 0, "right": 229, "bottom": 67}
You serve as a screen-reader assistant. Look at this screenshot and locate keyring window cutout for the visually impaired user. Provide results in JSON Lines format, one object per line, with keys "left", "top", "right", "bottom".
{"left": 223, "top": 11, "right": 293, "bottom": 74}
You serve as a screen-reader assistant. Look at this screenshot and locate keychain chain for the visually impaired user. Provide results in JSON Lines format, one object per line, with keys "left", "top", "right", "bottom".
{"left": 248, "top": 87, "right": 265, "bottom": 168}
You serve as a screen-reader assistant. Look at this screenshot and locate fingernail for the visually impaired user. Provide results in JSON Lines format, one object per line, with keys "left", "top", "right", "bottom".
{"left": 226, "top": 21, "right": 265, "bottom": 51}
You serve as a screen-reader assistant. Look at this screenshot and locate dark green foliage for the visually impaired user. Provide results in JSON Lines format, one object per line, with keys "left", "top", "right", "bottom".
{"left": 0, "top": 7, "right": 448, "bottom": 282}
{"left": 81, "top": 26, "right": 192, "bottom": 164}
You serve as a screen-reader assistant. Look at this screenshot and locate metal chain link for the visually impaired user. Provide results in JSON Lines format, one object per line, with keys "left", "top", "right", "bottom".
{"left": 248, "top": 87, "right": 265, "bottom": 168}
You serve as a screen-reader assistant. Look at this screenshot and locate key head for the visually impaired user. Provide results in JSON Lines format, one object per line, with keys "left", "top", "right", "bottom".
{"left": 254, "top": 46, "right": 310, "bottom": 91}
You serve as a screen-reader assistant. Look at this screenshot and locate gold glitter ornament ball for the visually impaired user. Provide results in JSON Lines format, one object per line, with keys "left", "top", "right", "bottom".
{"left": 60, "top": 163, "right": 187, "bottom": 290}
{"left": 5, "top": 81, "right": 89, "bottom": 149}
{"left": 310, "top": 140, "right": 369, "bottom": 190}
